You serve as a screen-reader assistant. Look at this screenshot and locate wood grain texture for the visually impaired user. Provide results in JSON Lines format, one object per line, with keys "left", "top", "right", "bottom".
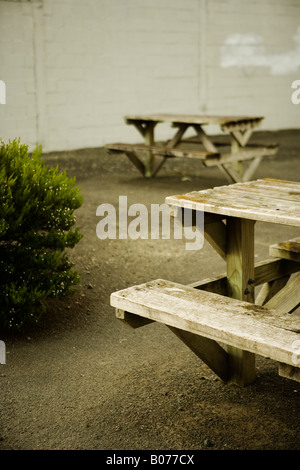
{"left": 226, "top": 217, "right": 256, "bottom": 385}
{"left": 110, "top": 279, "right": 300, "bottom": 368}
{"left": 269, "top": 237, "right": 300, "bottom": 262}
{"left": 166, "top": 179, "right": 300, "bottom": 227}
{"left": 105, "top": 143, "right": 218, "bottom": 159}
{"left": 125, "top": 114, "right": 264, "bottom": 128}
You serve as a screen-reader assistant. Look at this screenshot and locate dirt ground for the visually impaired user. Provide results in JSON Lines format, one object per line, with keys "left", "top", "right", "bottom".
{"left": 0, "top": 129, "right": 300, "bottom": 451}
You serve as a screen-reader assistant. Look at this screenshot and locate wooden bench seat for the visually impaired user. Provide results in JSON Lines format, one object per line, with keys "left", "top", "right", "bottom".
{"left": 110, "top": 279, "right": 300, "bottom": 384}
{"left": 105, "top": 142, "right": 278, "bottom": 164}
{"left": 105, "top": 143, "right": 219, "bottom": 160}
{"left": 269, "top": 237, "right": 300, "bottom": 263}
{"left": 185, "top": 136, "right": 279, "bottom": 149}
{"left": 105, "top": 142, "right": 278, "bottom": 182}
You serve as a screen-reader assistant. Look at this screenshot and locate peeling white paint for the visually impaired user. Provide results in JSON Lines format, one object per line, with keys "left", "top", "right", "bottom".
{"left": 220, "top": 27, "right": 300, "bottom": 75}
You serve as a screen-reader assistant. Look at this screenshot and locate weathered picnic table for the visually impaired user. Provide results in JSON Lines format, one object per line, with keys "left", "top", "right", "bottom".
{"left": 105, "top": 114, "right": 279, "bottom": 182}
{"left": 110, "top": 179, "right": 300, "bottom": 387}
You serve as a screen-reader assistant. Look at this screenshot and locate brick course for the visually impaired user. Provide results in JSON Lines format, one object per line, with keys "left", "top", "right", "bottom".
{"left": 0, "top": 0, "right": 299, "bottom": 152}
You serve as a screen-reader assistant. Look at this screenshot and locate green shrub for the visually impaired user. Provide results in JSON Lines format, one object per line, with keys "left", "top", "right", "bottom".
{"left": 0, "top": 138, "right": 83, "bottom": 329}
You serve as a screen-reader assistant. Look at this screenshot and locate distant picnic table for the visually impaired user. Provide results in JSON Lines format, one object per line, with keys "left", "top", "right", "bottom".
{"left": 111, "top": 179, "right": 300, "bottom": 387}
{"left": 106, "top": 113, "right": 279, "bottom": 182}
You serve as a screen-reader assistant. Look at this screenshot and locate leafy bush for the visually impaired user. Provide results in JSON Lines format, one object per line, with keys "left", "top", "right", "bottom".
{"left": 0, "top": 139, "right": 83, "bottom": 329}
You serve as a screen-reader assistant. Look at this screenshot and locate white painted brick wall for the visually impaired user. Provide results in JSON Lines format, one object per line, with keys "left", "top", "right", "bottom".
{"left": 0, "top": 0, "right": 299, "bottom": 152}
{"left": 206, "top": 0, "right": 300, "bottom": 131}
{"left": 0, "top": 1, "right": 37, "bottom": 148}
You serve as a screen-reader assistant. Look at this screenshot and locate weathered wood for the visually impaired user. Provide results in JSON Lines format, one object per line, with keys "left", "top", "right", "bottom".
{"left": 167, "top": 326, "right": 229, "bottom": 382}
{"left": 269, "top": 237, "right": 300, "bottom": 262}
{"left": 263, "top": 272, "right": 300, "bottom": 314}
{"left": 241, "top": 156, "right": 262, "bottom": 182}
{"left": 150, "top": 157, "right": 168, "bottom": 178}
{"left": 225, "top": 133, "right": 277, "bottom": 183}
{"left": 116, "top": 309, "right": 154, "bottom": 328}
{"left": 253, "top": 258, "right": 300, "bottom": 285}
{"left": 229, "top": 130, "right": 244, "bottom": 182}
{"left": 255, "top": 275, "right": 290, "bottom": 306}
{"left": 118, "top": 308, "right": 230, "bottom": 382}
{"left": 105, "top": 142, "right": 217, "bottom": 178}
{"left": 204, "top": 220, "right": 227, "bottom": 260}
{"left": 124, "top": 150, "right": 145, "bottom": 176}
{"left": 110, "top": 279, "right": 300, "bottom": 374}
{"left": 192, "top": 124, "right": 219, "bottom": 153}
{"left": 170, "top": 206, "right": 227, "bottom": 259}
{"left": 166, "top": 123, "right": 189, "bottom": 148}
{"left": 227, "top": 348, "right": 255, "bottom": 388}
{"left": 125, "top": 119, "right": 156, "bottom": 138}
{"left": 231, "top": 128, "right": 254, "bottom": 147}
{"left": 172, "top": 207, "right": 224, "bottom": 226}
{"left": 226, "top": 218, "right": 255, "bottom": 302}
{"left": 165, "top": 179, "right": 300, "bottom": 227}
{"left": 125, "top": 113, "right": 264, "bottom": 128}
{"left": 183, "top": 138, "right": 278, "bottom": 149}
{"left": 221, "top": 117, "right": 263, "bottom": 132}
{"left": 219, "top": 181, "right": 300, "bottom": 202}
{"left": 217, "top": 163, "right": 240, "bottom": 184}
{"left": 190, "top": 121, "right": 241, "bottom": 183}
{"left": 110, "top": 115, "right": 276, "bottom": 181}
{"left": 189, "top": 259, "right": 300, "bottom": 293}
{"left": 188, "top": 274, "right": 229, "bottom": 296}
{"left": 226, "top": 217, "right": 256, "bottom": 386}
{"left": 105, "top": 143, "right": 218, "bottom": 159}
{"left": 224, "top": 122, "right": 277, "bottom": 182}
{"left": 144, "top": 121, "right": 155, "bottom": 178}
{"left": 117, "top": 287, "right": 229, "bottom": 382}
{"left": 278, "top": 363, "right": 300, "bottom": 383}
{"left": 110, "top": 122, "right": 159, "bottom": 176}
{"left": 203, "top": 147, "right": 277, "bottom": 166}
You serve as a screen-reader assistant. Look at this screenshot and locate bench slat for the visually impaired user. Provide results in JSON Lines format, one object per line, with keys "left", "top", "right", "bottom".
{"left": 105, "top": 143, "right": 219, "bottom": 160}
{"left": 203, "top": 145, "right": 278, "bottom": 167}
{"left": 110, "top": 279, "right": 300, "bottom": 368}
{"left": 269, "top": 237, "right": 300, "bottom": 262}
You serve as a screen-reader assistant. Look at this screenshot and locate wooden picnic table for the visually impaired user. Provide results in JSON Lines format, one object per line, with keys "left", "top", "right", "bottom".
{"left": 111, "top": 179, "right": 300, "bottom": 387}
{"left": 165, "top": 178, "right": 300, "bottom": 385}
{"left": 106, "top": 113, "right": 279, "bottom": 182}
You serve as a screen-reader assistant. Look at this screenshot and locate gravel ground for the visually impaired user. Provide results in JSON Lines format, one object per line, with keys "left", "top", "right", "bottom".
{"left": 0, "top": 129, "right": 299, "bottom": 451}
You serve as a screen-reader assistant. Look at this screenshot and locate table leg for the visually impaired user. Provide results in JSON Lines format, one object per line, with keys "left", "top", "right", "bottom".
{"left": 126, "top": 119, "right": 157, "bottom": 177}
{"left": 149, "top": 123, "right": 190, "bottom": 177}
{"left": 168, "top": 123, "right": 189, "bottom": 148}
{"left": 230, "top": 138, "right": 244, "bottom": 182}
{"left": 226, "top": 217, "right": 256, "bottom": 386}
{"left": 227, "top": 128, "right": 258, "bottom": 182}
{"left": 192, "top": 124, "right": 241, "bottom": 184}
{"left": 144, "top": 122, "right": 156, "bottom": 178}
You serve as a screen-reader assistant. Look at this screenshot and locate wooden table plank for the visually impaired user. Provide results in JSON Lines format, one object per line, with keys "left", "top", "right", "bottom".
{"left": 125, "top": 113, "right": 264, "bottom": 127}
{"left": 166, "top": 179, "right": 300, "bottom": 227}
{"left": 219, "top": 183, "right": 300, "bottom": 203}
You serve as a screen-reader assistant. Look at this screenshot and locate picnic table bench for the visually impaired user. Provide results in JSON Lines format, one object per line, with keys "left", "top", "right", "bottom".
{"left": 105, "top": 114, "right": 279, "bottom": 182}
{"left": 110, "top": 179, "right": 300, "bottom": 387}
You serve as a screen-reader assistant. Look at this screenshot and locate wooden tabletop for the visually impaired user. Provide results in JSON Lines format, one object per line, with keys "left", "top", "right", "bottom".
{"left": 125, "top": 113, "right": 264, "bottom": 126}
{"left": 165, "top": 178, "right": 300, "bottom": 227}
